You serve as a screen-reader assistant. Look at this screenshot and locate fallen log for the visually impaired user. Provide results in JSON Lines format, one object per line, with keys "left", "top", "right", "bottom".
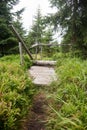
{"left": 33, "top": 60, "right": 57, "bottom": 66}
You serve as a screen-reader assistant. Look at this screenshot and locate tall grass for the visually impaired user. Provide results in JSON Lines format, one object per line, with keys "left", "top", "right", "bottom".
{"left": 0, "top": 54, "right": 33, "bottom": 68}
{"left": 0, "top": 55, "right": 35, "bottom": 130}
{"left": 47, "top": 56, "right": 87, "bottom": 130}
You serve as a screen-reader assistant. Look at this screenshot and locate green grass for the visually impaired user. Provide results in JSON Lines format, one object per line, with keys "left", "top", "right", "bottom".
{"left": 46, "top": 56, "right": 87, "bottom": 130}
{"left": 0, "top": 55, "right": 35, "bottom": 130}
{"left": 1, "top": 54, "right": 87, "bottom": 130}
{"left": 0, "top": 54, "right": 20, "bottom": 63}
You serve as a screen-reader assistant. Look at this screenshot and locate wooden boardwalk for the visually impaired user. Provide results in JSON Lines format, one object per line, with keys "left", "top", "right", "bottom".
{"left": 29, "top": 61, "right": 57, "bottom": 85}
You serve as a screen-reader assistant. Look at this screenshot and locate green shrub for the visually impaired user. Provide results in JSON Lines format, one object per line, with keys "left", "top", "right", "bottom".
{"left": 23, "top": 55, "right": 33, "bottom": 68}
{"left": 0, "top": 57, "right": 35, "bottom": 130}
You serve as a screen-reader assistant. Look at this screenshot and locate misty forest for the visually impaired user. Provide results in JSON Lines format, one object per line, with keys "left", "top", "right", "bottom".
{"left": 0, "top": 0, "right": 87, "bottom": 130}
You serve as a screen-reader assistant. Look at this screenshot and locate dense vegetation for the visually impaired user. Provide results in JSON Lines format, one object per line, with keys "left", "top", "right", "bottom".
{"left": 45, "top": 54, "right": 87, "bottom": 130}
{"left": 1, "top": 53, "right": 87, "bottom": 129}
{"left": 0, "top": 55, "right": 35, "bottom": 130}
{"left": 0, "top": 0, "right": 87, "bottom": 129}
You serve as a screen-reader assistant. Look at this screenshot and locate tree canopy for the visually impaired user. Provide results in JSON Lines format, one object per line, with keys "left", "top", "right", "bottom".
{"left": 0, "top": 0, "right": 24, "bottom": 56}
{"left": 48, "top": 0, "right": 87, "bottom": 54}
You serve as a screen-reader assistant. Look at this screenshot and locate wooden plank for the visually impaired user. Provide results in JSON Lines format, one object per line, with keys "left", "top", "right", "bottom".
{"left": 33, "top": 60, "right": 57, "bottom": 66}
{"left": 30, "top": 43, "right": 72, "bottom": 49}
{"left": 19, "top": 42, "right": 23, "bottom": 65}
{"left": 29, "top": 66, "right": 57, "bottom": 85}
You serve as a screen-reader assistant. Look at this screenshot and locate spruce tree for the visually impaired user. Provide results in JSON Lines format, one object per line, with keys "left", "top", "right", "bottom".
{"left": 26, "top": 8, "right": 53, "bottom": 47}
{"left": 0, "top": 0, "right": 24, "bottom": 55}
{"left": 48, "top": 0, "right": 87, "bottom": 54}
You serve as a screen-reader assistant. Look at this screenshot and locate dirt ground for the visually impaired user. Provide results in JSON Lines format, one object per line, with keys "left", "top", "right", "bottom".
{"left": 23, "top": 92, "right": 48, "bottom": 130}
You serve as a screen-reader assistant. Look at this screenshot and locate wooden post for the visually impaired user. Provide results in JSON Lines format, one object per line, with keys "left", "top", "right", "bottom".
{"left": 40, "top": 45, "right": 42, "bottom": 60}
{"left": 35, "top": 46, "right": 38, "bottom": 60}
{"left": 19, "top": 42, "right": 23, "bottom": 65}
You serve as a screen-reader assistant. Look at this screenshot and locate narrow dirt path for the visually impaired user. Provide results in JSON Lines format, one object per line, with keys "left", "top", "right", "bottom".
{"left": 24, "top": 92, "right": 48, "bottom": 130}
{"left": 22, "top": 62, "right": 57, "bottom": 130}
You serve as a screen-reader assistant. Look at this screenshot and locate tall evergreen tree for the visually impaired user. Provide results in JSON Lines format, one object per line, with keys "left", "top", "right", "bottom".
{"left": 32, "top": 7, "right": 45, "bottom": 43}
{"left": 42, "top": 28, "right": 53, "bottom": 43}
{"left": 26, "top": 7, "right": 45, "bottom": 47}
{"left": 26, "top": 7, "right": 53, "bottom": 48}
{"left": 48, "top": 0, "right": 87, "bottom": 54}
{"left": 0, "top": 0, "right": 24, "bottom": 55}
{"left": 13, "top": 8, "right": 26, "bottom": 37}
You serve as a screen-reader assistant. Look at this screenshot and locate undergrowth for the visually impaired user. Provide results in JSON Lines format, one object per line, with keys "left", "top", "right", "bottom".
{"left": 0, "top": 55, "right": 35, "bottom": 130}
{"left": 1, "top": 54, "right": 87, "bottom": 130}
{"left": 47, "top": 56, "right": 87, "bottom": 130}
{"left": 0, "top": 54, "right": 33, "bottom": 69}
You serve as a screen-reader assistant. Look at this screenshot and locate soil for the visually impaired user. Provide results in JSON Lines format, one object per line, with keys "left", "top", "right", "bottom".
{"left": 23, "top": 92, "right": 48, "bottom": 130}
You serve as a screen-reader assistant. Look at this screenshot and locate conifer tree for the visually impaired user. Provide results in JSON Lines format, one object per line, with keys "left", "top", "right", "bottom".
{"left": 48, "top": 0, "right": 87, "bottom": 54}
{"left": 0, "top": 0, "right": 24, "bottom": 55}
{"left": 26, "top": 7, "right": 53, "bottom": 48}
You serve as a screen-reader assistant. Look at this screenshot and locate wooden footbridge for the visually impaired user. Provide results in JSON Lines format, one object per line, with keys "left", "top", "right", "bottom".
{"left": 29, "top": 61, "right": 57, "bottom": 85}
{"left": 10, "top": 25, "right": 57, "bottom": 85}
